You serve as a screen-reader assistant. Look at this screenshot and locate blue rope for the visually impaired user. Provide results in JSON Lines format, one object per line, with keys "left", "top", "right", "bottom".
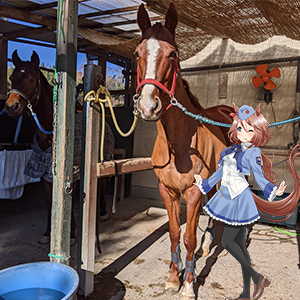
{"left": 170, "top": 98, "right": 300, "bottom": 128}
{"left": 268, "top": 116, "right": 300, "bottom": 127}
{"left": 32, "top": 113, "right": 53, "bottom": 135}
{"left": 273, "top": 157, "right": 289, "bottom": 166}
{"left": 0, "top": 108, "right": 5, "bottom": 115}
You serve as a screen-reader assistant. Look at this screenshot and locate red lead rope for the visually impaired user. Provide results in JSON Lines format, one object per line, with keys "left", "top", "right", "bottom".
{"left": 136, "top": 56, "right": 179, "bottom": 97}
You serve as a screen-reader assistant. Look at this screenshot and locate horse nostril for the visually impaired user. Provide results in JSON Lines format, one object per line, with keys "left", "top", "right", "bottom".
{"left": 153, "top": 97, "right": 162, "bottom": 114}
{"left": 13, "top": 102, "right": 20, "bottom": 111}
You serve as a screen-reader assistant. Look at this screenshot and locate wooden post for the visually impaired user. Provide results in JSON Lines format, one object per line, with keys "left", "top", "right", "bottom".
{"left": 77, "top": 64, "right": 101, "bottom": 296}
{"left": 50, "top": 0, "right": 78, "bottom": 264}
{"left": 294, "top": 59, "right": 300, "bottom": 145}
{"left": 0, "top": 37, "right": 7, "bottom": 100}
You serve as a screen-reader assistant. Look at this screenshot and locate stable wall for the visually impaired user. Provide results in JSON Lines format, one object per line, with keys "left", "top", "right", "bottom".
{"left": 131, "top": 36, "right": 300, "bottom": 198}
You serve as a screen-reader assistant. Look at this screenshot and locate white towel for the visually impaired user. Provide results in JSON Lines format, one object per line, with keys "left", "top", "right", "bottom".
{"left": 0, "top": 149, "right": 40, "bottom": 199}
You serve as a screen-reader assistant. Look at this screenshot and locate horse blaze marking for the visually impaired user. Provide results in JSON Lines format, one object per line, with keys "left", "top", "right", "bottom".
{"left": 139, "top": 38, "right": 160, "bottom": 115}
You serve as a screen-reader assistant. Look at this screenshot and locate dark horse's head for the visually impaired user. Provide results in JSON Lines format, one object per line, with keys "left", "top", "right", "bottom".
{"left": 5, "top": 50, "right": 41, "bottom": 119}
{"left": 135, "top": 3, "right": 179, "bottom": 121}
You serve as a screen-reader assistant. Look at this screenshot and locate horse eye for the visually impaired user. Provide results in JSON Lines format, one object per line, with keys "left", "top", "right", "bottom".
{"left": 135, "top": 51, "right": 139, "bottom": 59}
{"left": 169, "top": 51, "right": 177, "bottom": 59}
{"left": 30, "top": 78, "right": 35, "bottom": 83}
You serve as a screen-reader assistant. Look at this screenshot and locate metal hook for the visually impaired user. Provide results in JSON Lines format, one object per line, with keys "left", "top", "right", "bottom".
{"left": 64, "top": 181, "right": 73, "bottom": 195}
{"left": 27, "top": 103, "right": 34, "bottom": 114}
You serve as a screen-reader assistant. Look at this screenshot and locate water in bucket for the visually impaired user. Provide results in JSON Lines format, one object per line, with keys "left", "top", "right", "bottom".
{"left": 0, "top": 287, "right": 65, "bottom": 300}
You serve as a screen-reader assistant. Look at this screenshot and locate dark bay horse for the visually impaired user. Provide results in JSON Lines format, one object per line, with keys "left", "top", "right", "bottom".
{"left": 5, "top": 50, "right": 79, "bottom": 244}
{"left": 135, "top": 4, "right": 234, "bottom": 299}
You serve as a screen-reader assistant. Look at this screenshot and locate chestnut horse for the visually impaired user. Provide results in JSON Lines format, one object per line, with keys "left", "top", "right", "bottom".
{"left": 135, "top": 4, "right": 234, "bottom": 299}
{"left": 4, "top": 50, "right": 78, "bottom": 244}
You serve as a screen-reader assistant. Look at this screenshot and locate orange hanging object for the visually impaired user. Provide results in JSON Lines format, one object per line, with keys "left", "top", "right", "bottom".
{"left": 252, "top": 64, "right": 281, "bottom": 90}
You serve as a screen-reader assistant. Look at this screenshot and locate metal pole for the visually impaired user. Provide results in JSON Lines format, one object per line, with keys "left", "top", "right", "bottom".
{"left": 181, "top": 56, "right": 300, "bottom": 73}
{"left": 77, "top": 64, "right": 101, "bottom": 296}
{"left": 50, "top": 0, "right": 78, "bottom": 264}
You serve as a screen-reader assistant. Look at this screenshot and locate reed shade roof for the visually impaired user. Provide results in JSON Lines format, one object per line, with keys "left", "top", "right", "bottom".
{"left": 125, "top": 0, "right": 300, "bottom": 61}
{"left": 80, "top": 0, "right": 300, "bottom": 61}
{"left": 0, "top": 0, "right": 300, "bottom": 61}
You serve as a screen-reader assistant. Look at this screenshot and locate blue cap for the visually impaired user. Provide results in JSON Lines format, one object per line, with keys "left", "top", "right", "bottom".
{"left": 238, "top": 105, "right": 255, "bottom": 120}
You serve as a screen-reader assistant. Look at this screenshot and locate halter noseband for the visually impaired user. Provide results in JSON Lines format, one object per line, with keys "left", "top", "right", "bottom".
{"left": 135, "top": 56, "right": 179, "bottom": 98}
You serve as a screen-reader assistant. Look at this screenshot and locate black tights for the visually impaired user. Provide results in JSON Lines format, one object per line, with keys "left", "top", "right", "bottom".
{"left": 222, "top": 224, "right": 261, "bottom": 298}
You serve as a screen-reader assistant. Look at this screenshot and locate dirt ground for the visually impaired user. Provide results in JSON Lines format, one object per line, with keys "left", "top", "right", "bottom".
{"left": 1, "top": 181, "right": 300, "bottom": 300}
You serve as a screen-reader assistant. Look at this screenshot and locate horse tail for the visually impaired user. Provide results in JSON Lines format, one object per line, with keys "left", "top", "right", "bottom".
{"left": 253, "top": 144, "right": 300, "bottom": 222}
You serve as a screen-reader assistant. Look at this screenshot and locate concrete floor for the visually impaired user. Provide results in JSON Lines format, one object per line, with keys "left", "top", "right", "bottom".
{"left": 1, "top": 181, "right": 300, "bottom": 300}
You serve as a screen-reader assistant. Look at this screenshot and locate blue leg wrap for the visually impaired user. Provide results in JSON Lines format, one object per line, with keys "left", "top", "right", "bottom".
{"left": 183, "top": 254, "right": 196, "bottom": 283}
{"left": 169, "top": 243, "right": 183, "bottom": 272}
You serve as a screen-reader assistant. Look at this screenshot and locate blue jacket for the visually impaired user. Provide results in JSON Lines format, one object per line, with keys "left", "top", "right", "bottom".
{"left": 201, "top": 144, "right": 276, "bottom": 201}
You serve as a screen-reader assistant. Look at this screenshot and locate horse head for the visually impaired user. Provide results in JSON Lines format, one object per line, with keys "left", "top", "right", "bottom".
{"left": 135, "top": 3, "right": 179, "bottom": 121}
{"left": 5, "top": 50, "right": 41, "bottom": 119}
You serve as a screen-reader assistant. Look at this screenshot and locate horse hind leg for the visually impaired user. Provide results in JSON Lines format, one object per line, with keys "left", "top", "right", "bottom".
{"left": 197, "top": 217, "right": 215, "bottom": 257}
{"left": 159, "top": 181, "right": 182, "bottom": 295}
{"left": 181, "top": 185, "right": 202, "bottom": 300}
{"left": 197, "top": 188, "right": 217, "bottom": 257}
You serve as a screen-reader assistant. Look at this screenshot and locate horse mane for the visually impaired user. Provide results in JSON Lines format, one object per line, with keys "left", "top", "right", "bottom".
{"left": 38, "top": 68, "right": 53, "bottom": 94}
{"left": 182, "top": 79, "right": 203, "bottom": 110}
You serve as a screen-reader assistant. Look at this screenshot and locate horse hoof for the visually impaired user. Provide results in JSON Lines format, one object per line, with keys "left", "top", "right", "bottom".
{"left": 181, "top": 281, "right": 195, "bottom": 300}
{"left": 164, "top": 282, "right": 180, "bottom": 295}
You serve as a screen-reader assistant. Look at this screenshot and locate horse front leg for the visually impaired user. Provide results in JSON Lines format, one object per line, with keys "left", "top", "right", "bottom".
{"left": 159, "top": 181, "right": 182, "bottom": 295}
{"left": 181, "top": 184, "right": 202, "bottom": 300}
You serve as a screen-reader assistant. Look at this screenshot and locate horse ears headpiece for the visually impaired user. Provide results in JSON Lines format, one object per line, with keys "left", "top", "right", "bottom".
{"left": 230, "top": 103, "right": 261, "bottom": 120}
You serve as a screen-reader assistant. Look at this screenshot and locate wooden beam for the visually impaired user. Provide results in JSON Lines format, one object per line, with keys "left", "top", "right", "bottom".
{"left": 78, "top": 5, "right": 141, "bottom": 19}
{"left": 0, "top": 34, "right": 55, "bottom": 48}
{"left": 88, "top": 16, "right": 163, "bottom": 29}
{"left": 25, "top": 0, "right": 88, "bottom": 12}
{"left": 97, "top": 157, "right": 153, "bottom": 178}
{"left": 0, "top": 4, "right": 128, "bottom": 46}
{"left": 4, "top": 25, "right": 54, "bottom": 38}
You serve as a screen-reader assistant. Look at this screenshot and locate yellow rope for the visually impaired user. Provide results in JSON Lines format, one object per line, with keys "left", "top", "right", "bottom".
{"left": 84, "top": 85, "right": 139, "bottom": 163}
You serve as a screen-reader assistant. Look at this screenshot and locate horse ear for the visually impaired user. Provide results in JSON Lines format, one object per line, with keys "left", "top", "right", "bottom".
{"left": 165, "top": 2, "right": 178, "bottom": 36}
{"left": 31, "top": 51, "right": 40, "bottom": 68}
{"left": 12, "top": 50, "right": 21, "bottom": 67}
{"left": 255, "top": 103, "right": 261, "bottom": 115}
{"left": 233, "top": 103, "right": 239, "bottom": 114}
{"left": 137, "top": 4, "right": 151, "bottom": 34}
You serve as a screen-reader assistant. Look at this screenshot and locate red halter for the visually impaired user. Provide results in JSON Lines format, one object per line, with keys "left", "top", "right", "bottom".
{"left": 136, "top": 56, "right": 179, "bottom": 97}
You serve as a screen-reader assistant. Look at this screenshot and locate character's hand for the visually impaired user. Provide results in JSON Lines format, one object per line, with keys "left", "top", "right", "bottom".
{"left": 275, "top": 181, "right": 287, "bottom": 196}
{"left": 193, "top": 174, "right": 202, "bottom": 187}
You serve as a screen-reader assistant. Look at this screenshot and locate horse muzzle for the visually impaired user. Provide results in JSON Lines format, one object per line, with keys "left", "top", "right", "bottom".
{"left": 136, "top": 94, "right": 162, "bottom": 122}
{"left": 5, "top": 93, "right": 23, "bottom": 118}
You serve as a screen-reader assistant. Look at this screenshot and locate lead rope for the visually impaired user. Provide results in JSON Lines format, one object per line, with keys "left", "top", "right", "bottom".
{"left": 169, "top": 98, "right": 300, "bottom": 128}
{"left": 84, "top": 85, "right": 139, "bottom": 164}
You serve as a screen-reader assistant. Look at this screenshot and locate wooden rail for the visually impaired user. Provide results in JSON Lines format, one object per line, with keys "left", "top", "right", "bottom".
{"left": 97, "top": 157, "right": 153, "bottom": 177}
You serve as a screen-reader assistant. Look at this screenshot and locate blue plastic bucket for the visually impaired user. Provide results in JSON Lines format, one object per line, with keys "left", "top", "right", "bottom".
{"left": 0, "top": 262, "right": 79, "bottom": 300}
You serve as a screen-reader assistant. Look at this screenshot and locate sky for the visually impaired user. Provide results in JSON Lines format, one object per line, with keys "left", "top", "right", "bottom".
{"left": 8, "top": 40, "right": 87, "bottom": 73}
{"left": 7, "top": 40, "right": 122, "bottom": 80}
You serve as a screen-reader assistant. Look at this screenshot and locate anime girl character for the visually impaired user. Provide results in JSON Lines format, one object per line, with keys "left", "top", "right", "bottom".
{"left": 194, "top": 104, "right": 286, "bottom": 300}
